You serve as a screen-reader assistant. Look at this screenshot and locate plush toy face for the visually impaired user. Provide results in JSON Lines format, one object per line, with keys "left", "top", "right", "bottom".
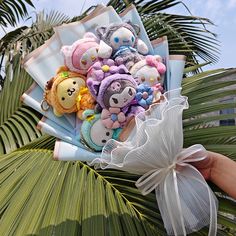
{"left": 104, "top": 80, "right": 136, "bottom": 108}
{"left": 110, "top": 27, "right": 136, "bottom": 50}
{"left": 135, "top": 65, "right": 162, "bottom": 86}
{"left": 90, "top": 119, "right": 114, "bottom": 146}
{"left": 57, "top": 77, "right": 85, "bottom": 109}
{"left": 78, "top": 47, "right": 98, "bottom": 70}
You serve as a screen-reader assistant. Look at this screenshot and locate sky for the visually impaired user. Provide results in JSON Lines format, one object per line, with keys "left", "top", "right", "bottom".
{"left": 1, "top": 0, "right": 236, "bottom": 70}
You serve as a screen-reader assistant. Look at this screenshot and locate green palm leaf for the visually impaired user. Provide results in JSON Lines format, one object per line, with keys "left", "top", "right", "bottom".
{"left": 0, "top": 0, "right": 34, "bottom": 27}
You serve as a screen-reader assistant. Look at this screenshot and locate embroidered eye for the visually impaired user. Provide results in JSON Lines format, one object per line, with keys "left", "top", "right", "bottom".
{"left": 114, "top": 37, "right": 119, "bottom": 43}
{"left": 73, "top": 81, "right": 76, "bottom": 84}
{"left": 141, "top": 77, "right": 145, "bottom": 82}
{"left": 106, "top": 132, "right": 110, "bottom": 136}
{"left": 112, "top": 98, "right": 119, "bottom": 104}
{"left": 61, "top": 97, "right": 65, "bottom": 101}
{"left": 96, "top": 48, "right": 99, "bottom": 52}
{"left": 131, "top": 36, "right": 135, "bottom": 42}
{"left": 102, "top": 139, "right": 107, "bottom": 143}
{"left": 81, "top": 59, "right": 87, "bottom": 65}
{"left": 128, "top": 88, "right": 133, "bottom": 96}
{"left": 91, "top": 55, "right": 96, "bottom": 61}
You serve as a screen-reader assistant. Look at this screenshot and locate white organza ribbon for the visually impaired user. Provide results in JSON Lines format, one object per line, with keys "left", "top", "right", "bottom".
{"left": 90, "top": 89, "right": 218, "bottom": 236}
{"left": 136, "top": 144, "right": 218, "bottom": 236}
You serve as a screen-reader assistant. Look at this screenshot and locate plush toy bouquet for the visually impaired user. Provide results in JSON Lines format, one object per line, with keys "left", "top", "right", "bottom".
{"left": 22, "top": 5, "right": 218, "bottom": 236}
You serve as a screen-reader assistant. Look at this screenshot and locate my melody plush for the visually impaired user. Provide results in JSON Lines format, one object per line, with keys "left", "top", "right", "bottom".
{"left": 87, "top": 60, "right": 145, "bottom": 128}
{"left": 130, "top": 55, "right": 166, "bottom": 89}
{"left": 61, "top": 32, "right": 99, "bottom": 75}
{"left": 42, "top": 66, "right": 86, "bottom": 117}
{"left": 96, "top": 21, "right": 149, "bottom": 70}
{"left": 80, "top": 109, "right": 122, "bottom": 151}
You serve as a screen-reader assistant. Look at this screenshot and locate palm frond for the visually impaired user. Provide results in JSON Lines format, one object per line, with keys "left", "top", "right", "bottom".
{"left": 182, "top": 68, "right": 236, "bottom": 159}
{"left": 0, "top": 53, "right": 41, "bottom": 155}
{"left": 0, "top": 0, "right": 34, "bottom": 27}
{"left": 0, "top": 148, "right": 235, "bottom": 235}
{"left": 0, "top": 149, "right": 165, "bottom": 236}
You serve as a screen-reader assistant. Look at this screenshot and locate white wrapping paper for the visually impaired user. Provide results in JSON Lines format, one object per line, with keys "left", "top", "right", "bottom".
{"left": 90, "top": 89, "right": 218, "bottom": 236}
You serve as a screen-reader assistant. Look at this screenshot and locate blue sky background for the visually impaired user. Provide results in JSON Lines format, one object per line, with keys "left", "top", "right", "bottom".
{"left": 1, "top": 0, "right": 236, "bottom": 70}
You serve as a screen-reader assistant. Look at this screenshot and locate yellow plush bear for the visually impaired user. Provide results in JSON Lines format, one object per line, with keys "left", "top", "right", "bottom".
{"left": 43, "top": 66, "right": 86, "bottom": 117}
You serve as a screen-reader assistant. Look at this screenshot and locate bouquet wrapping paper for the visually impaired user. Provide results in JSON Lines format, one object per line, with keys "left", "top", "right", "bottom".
{"left": 90, "top": 89, "right": 218, "bottom": 236}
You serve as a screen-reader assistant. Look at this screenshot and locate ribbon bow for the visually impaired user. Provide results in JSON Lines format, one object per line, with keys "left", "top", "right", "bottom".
{"left": 136, "top": 145, "right": 218, "bottom": 236}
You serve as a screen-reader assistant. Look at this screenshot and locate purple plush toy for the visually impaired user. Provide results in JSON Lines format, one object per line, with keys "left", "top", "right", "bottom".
{"left": 87, "top": 59, "right": 145, "bottom": 128}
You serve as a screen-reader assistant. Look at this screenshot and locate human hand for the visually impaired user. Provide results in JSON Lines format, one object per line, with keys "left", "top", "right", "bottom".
{"left": 191, "top": 151, "right": 216, "bottom": 180}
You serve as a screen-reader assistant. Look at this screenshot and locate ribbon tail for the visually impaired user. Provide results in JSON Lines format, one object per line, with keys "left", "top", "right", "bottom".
{"left": 136, "top": 168, "right": 166, "bottom": 195}
{"left": 181, "top": 164, "right": 218, "bottom": 236}
{"left": 162, "top": 171, "right": 186, "bottom": 236}
{"left": 183, "top": 165, "right": 218, "bottom": 236}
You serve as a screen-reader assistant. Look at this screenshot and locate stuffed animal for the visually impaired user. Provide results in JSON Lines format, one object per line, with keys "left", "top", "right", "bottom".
{"left": 87, "top": 63, "right": 145, "bottom": 128}
{"left": 61, "top": 32, "right": 99, "bottom": 75}
{"left": 96, "top": 21, "right": 149, "bottom": 70}
{"left": 80, "top": 110, "right": 122, "bottom": 152}
{"left": 42, "top": 66, "right": 86, "bottom": 117}
{"left": 76, "top": 87, "right": 96, "bottom": 120}
{"left": 130, "top": 55, "right": 166, "bottom": 88}
{"left": 87, "top": 64, "right": 136, "bottom": 109}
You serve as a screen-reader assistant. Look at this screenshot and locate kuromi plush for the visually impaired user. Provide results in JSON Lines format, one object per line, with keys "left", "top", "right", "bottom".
{"left": 61, "top": 32, "right": 99, "bottom": 75}
{"left": 87, "top": 60, "right": 145, "bottom": 128}
{"left": 96, "top": 21, "right": 149, "bottom": 70}
{"left": 80, "top": 110, "right": 122, "bottom": 152}
{"left": 42, "top": 66, "right": 86, "bottom": 117}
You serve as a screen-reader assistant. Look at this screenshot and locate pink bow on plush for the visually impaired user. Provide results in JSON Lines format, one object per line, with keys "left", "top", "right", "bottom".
{"left": 101, "top": 107, "right": 126, "bottom": 129}
{"left": 146, "top": 55, "right": 166, "bottom": 74}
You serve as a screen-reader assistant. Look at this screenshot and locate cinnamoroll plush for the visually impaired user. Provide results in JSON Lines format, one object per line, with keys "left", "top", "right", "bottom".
{"left": 96, "top": 21, "right": 149, "bottom": 70}
{"left": 61, "top": 32, "right": 99, "bottom": 75}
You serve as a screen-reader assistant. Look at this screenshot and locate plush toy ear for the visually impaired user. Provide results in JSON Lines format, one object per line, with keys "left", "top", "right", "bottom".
{"left": 53, "top": 108, "right": 63, "bottom": 117}
{"left": 153, "top": 55, "right": 162, "bottom": 62}
{"left": 126, "top": 20, "right": 140, "bottom": 35}
{"left": 84, "top": 32, "right": 98, "bottom": 41}
{"left": 137, "top": 39, "right": 149, "bottom": 55}
{"left": 98, "top": 40, "right": 112, "bottom": 59}
{"left": 61, "top": 45, "right": 71, "bottom": 56}
{"left": 87, "top": 79, "right": 100, "bottom": 97}
{"left": 118, "top": 65, "right": 129, "bottom": 74}
{"left": 82, "top": 109, "right": 95, "bottom": 120}
{"left": 96, "top": 26, "right": 107, "bottom": 39}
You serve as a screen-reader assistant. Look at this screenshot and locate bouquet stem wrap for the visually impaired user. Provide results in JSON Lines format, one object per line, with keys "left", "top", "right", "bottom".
{"left": 90, "top": 89, "right": 218, "bottom": 235}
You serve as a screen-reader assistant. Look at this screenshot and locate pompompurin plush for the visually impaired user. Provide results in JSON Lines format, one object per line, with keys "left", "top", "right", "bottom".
{"left": 61, "top": 32, "right": 99, "bottom": 75}
{"left": 80, "top": 110, "right": 122, "bottom": 152}
{"left": 96, "top": 21, "right": 149, "bottom": 70}
{"left": 130, "top": 55, "right": 166, "bottom": 88}
{"left": 41, "top": 66, "right": 86, "bottom": 117}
